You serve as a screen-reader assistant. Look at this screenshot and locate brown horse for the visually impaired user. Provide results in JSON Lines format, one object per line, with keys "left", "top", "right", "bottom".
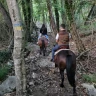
{"left": 37, "top": 36, "right": 48, "bottom": 56}
{"left": 54, "top": 49, "right": 77, "bottom": 96}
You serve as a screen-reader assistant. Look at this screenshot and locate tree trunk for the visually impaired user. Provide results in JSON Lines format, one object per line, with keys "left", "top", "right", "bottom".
{"left": 60, "top": 0, "right": 68, "bottom": 26}
{"left": 30, "top": 0, "right": 33, "bottom": 33}
{"left": 61, "top": 0, "right": 65, "bottom": 23}
{"left": 0, "top": 1, "right": 12, "bottom": 29}
{"left": 27, "top": 0, "right": 31, "bottom": 30}
{"left": 42, "top": 10, "right": 45, "bottom": 24}
{"left": 53, "top": 0, "right": 59, "bottom": 31}
{"left": 65, "top": 0, "right": 86, "bottom": 53}
{"left": 0, "top": 1, "right": 14, "bottom": 53}
{"left": 46, "top": 0, "right": 58, "bottom": 36}
{"left": 6, "top": 0, "right": 26, "bottom": 96}
{"left": 22, "top": 0, "right": 27, "bottom": 26}
{"left": 22, "top": 0, "right": 31, "bottom": 42}
{"left": 84, "top": 4, "right": 96, "bottom": 25}
{"left": 70, "top": 22, "right": 86, "bottom": 53}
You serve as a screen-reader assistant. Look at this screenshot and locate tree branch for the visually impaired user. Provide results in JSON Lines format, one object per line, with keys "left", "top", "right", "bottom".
{"left": 76, "top": 45, "right": 96, "bottom": 60}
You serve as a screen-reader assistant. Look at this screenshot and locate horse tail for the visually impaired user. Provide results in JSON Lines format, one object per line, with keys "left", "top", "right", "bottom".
{"left": 42, "top": 40, "right": 45, "bottom": 48}
{"left": 66, "top": 55, "right": 76, "bottom": 87}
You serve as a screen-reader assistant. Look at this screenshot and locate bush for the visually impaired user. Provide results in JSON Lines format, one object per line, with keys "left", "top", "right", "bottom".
{"left": 82, "top": 74, "right": 96, "bottom": 83}
{"left": 0, "top": 50, "right": 11, "bottom": 64}
{"left": 0, "top": 65, "right": 11, "bottom": 81}
{"left": 0, "top": 50, "right": 12, "bottom": 81}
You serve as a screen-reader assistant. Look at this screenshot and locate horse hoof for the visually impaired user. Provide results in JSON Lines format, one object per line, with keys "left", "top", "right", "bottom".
{"left": 60, "top": 84, "right": 64, "bottom": 88}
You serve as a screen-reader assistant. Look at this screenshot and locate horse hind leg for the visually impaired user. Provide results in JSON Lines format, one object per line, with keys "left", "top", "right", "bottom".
{"left": 73, "top": 86, "right": 77, "bottom": 96}
{"left": 60, "top": 69, "right": 64, "bottom": 87}
{"left": 43, "top": 47, "right": 46, "bottom": 56}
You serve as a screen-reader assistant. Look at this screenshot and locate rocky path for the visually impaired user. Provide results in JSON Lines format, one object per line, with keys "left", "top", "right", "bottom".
{"left": 26, "top": 49, "right": 87, "bottom": 96}
{"left": 25, "top": 35, "right": 87, "bottom": 96}
{"left": 3, "top": 33, "right": 96, "bottom": 96}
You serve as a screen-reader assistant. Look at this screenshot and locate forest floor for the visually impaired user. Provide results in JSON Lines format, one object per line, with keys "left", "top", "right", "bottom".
{"left": 25, "top": 33, "right": 96, "bottom": 96}
{"left": 2, "top": 33, "right": 96, "bottom": 96}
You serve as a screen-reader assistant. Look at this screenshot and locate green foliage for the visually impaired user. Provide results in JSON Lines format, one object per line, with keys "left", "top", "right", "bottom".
{"left": 33, "top": 0, "right": 48, "bottom": 21}
{"left": 0, "top": 50, "right": 11, "bottom": 64}
{"left": 65, "top": 0, "right": 74, "bottom": 22}
{"left": 0, "top": 65, "right": 11, "bottom": 81}
{"left": 76, "top": 1, "right": 92, "bottom": 14}
{"left": 82, "top": 74, "right": 96, "bottom": 83}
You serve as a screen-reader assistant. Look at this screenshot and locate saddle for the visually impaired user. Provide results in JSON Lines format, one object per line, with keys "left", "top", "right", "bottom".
{"left": 55, "top": 45, "right": 70, "bottom": 56}
{"left": 39, "top": 35, "right": 48, "bottom": 41}
{"left": 38, "top": 36, "right": 48, "bottom": 47}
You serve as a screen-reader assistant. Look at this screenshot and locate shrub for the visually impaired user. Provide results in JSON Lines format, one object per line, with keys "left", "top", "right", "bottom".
{"left": 0, "top": 65, "right": 11, "bottom": 81}
{"left": 82, "top": 74, "right": 96, "bottom": 83}
{"left": 0, "top": 50, "right": 11, "bottom": 64}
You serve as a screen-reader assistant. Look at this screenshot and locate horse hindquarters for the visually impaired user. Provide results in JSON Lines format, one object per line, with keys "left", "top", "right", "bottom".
{"left": 66, "top": 55, "right": 76, "bottom": 95}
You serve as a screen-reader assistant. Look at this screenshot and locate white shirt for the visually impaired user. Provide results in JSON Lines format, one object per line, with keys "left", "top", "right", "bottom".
{"left": 56, "top": 33, "right": 59, "bottom": 40}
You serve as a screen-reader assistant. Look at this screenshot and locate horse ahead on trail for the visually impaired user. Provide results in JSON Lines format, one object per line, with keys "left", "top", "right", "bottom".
{"left": 37, "top": 36, "right": 48, "bottom": 56}
{"left": 54, "top": 49, "right": 77, "bottom": 96}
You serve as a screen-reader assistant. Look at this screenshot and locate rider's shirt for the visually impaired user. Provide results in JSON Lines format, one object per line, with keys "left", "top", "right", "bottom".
{"left": 40, "top": 28, "right": 47, "bottom": 35}
{"left": 57, "top": 30, "right": 69, "bottom": 45}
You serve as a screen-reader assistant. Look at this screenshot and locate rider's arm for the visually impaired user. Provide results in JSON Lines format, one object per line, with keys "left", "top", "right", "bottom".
{"left": 56, "top": 33, "right": 59, "bottom": 43}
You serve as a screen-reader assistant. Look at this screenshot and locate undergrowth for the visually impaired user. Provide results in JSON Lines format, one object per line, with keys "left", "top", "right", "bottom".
{"left": 0, "top": 65, "right": 11, "bottom": 81}
{"left": 82, "top": 74, "right": 96, "bottom": 83}
{"left": 0, "top": 50, "right": 12, "bottom": 81}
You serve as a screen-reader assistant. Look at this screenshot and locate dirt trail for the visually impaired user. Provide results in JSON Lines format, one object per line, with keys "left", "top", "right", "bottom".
{"left": 26, "top": 35, "right": 87, "bottom": 96}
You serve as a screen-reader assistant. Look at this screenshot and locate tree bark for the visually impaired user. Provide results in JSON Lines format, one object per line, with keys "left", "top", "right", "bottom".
{"left": 65, "top": 0, "right": 86, "bottom": 53}
{"left": 46, "top": 0, "right": 58, "bottom": 36}
{"left": 60, "top": 0, "right": 68, "bottom": 26}
{"left": 84, "top": 3, "right": 96, "bottom": 25}
{"left": 0, "top": 1, "right": 12, "bottom": 29}
{"left": 30, "top": 0, "right": 33, "bottom": 33}
{"left": 6, "top": 0, "right": 26, "bottom": 96}
{"left": 70, "top": 22, "right": 86, "bottom": 53}
{"left": 22, "top": 0, "right": 27, "bottom": 26}
{"left": 0, "top": 1, "right": 14, "bottom": 53}
{"left": 53, "top": 0, "right": 59, "bottom": 31}
{"left": 61, "top": 0, "right": 65, "bottom": 23}
{"left": 42, "top": 10, "right": 45, "bottom": 24}
{"left": 22, "top": 0, "right": 31, "bottom": 42}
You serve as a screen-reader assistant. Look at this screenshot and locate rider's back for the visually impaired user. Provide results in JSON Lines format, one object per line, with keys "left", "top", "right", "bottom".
{"left": 58, "top": 30, "right": 69, "bottom": 46}
{"left": 40, "top": 28, "right": 47, "bottom": 35}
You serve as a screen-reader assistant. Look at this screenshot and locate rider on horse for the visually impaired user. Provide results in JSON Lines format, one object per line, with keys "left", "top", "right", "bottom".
{"left": 51, "top": 24, "right": 71, "bottom": 62}
{"left": 37, "top": 24, "right": 49, "bottom": 43}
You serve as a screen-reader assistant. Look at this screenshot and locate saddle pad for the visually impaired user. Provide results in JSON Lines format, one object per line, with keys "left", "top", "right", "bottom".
{"left": 54, "top": 49, "right": 70, "bottom": 55}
